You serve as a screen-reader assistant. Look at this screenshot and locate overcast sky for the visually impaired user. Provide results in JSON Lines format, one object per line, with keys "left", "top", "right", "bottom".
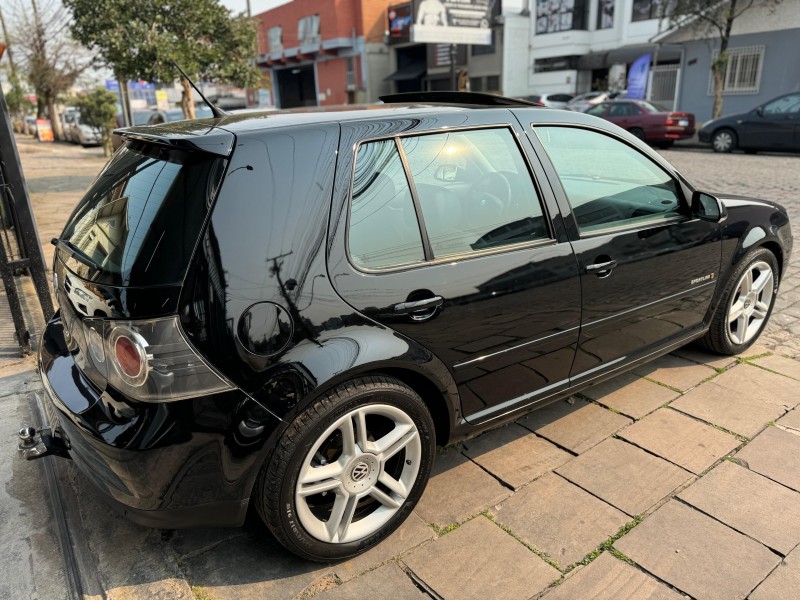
{"left": 220, "top": 0, "right": 290, "bottom": 16}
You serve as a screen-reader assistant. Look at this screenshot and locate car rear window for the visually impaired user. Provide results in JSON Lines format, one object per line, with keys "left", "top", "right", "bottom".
{"left": 58, "top": 141, "right": 225, "bottom": 286}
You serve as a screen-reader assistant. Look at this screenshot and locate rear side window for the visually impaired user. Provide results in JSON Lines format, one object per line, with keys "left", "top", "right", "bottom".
{"left": 59, "top": 142, "right": 225, "bottom": 286}
{"left": 348, "top": 127, "right": 548, "bottom": 270}
{"left": 348, "top": 139, "right": 425, "bottom": 270}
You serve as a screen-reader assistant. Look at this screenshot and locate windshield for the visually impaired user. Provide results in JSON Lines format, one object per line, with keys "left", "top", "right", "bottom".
{"left": 59, "top": 142, "right": 225, "bottom": 287}
{"left": 638, "top": 101, "right": 670, "bottom": 113}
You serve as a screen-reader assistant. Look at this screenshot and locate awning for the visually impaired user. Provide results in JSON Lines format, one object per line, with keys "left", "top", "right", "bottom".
{"left": 384, "top": 62, "right": 427, "bottom": 82}
{"left": 577, "top": 44, "right": 683, "bottom": 70}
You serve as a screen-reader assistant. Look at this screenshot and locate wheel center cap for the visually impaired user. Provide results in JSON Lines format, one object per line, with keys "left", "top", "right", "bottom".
{"left": 343, "top": 454, "right": 380, "bottom": 494}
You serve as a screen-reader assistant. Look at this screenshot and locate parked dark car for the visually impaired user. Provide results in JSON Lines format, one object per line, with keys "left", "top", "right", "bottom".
{"left": 29, "top": 92, "right": 792, "bottom": 562}
{"left": 585, "top": 100, "right": 696, "bottom": 148}
{"left": 699, "top": 92, "right": 800, "bottom": 153}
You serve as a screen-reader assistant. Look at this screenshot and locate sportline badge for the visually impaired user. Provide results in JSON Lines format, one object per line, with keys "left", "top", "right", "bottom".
{"left": 691, "top": 273, "right": 716, "bottom": 285}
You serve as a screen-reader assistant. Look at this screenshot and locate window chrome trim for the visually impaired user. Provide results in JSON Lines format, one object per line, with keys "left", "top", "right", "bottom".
{"left": 344, "top": 123, "right": 556, "bottom": 275}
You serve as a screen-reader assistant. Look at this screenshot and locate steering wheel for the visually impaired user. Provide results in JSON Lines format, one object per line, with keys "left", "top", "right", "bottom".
{"left": 471, "top": 172, "right": 511, "bottom": 216}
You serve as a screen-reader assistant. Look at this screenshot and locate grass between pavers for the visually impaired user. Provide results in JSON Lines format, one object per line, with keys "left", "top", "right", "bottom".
{"left": 481, "top": 511, "right": 563, "bottom": 572}
{"left": 298, "top": 573, "right": 342, "bottom": 599}
{"left": 642, "top": 377, "right": 684, "bottom": 394}
{"left": 429, "top": 521, "right": 461, "bottom": 537}
{"left": 562, "top": 516, "right": 643, "bottom": 575}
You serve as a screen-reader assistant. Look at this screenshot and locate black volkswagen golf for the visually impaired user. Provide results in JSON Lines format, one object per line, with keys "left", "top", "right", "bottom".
{"left": 31, "top": 93, "right": 792, "bottom": 561}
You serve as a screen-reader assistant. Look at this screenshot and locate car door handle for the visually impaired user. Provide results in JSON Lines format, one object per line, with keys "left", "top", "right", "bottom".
{"left": 586, "top": 260, "right": 617, "bottom": 274}
{"left": 393, "top": 296, "right": 443, "bottom": 314}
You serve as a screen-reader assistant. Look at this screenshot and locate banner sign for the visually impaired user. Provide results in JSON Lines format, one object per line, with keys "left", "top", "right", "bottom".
{"left": 388, "top": 3, "right": 413, "bottom": 44}
{"left": 35, "top": 119, "right": 54, "bottom": 143}
{"left": 627, "top": 53, "right": 651, "bottom": 100}
{"left": 411, "top": 0, "right": 493, "bottom": 45}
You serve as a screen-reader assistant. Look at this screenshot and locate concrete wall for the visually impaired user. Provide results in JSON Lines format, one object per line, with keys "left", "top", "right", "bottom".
{"left": 676, "top": 28, "right": 800, "bottom": 122}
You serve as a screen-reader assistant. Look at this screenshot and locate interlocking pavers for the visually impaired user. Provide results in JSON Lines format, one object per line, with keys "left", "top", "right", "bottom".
{"left": 493, "top": 473, "right": 629, "bottom": 568}
{"left": 461, "top": 423, "right": 572, "bottom": 489}
{"left": 672, "top": 346, "right": 738, "bottom": 371}
{"left": 678, "top": 460, "right": 800, "bottom": 554}
{"left": 556, "top": 438, "right": 693, "bottom": 516}
{"left": 614, "top": 501, "right": 780, "bottom": 600}
{"left": 580, "top": 372, "right": 679, "bottom": 419}
{"left": 712, "top": 363, "right": 799, "bottom": 411}
{"left": 402, "top": 516, "right": 559, "bottom": 600}
{"left": 751, "top": 354, "right": 800, "bottom": 380}
{"left": 632, "top": 354, "right": 717, "bottom": 391}
{"left": 749, "top": 544, "right": 800, "bottom": 600}
{"left": 334, "top": 513, "right": 434, "bottom": 582}
{"left": 517, "top": 399, "right": 632, "bottom": 454}
{"left": 735, "top": 426, "right": 800, "bottom": 492}
{"left": 541, "top": 552, "right": 685, "bottom": 600}
{"left": 316, "top": 563, "right": 425, "bottom": 599}
{"left": 778, "top": 407, "right": 800, "bottom": 432}
{"left": 413, "top": 449, "right": 511, "bottom": 527}
{"left": 670, "top": 381, "right": 785, "bottom": 438}
{"left": 618, "top": 408, "right": 740, "bottom": 474}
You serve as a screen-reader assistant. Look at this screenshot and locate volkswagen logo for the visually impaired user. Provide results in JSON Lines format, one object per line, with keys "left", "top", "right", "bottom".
{"left": 351, "top": 462, "right": 370, "bottom": 482}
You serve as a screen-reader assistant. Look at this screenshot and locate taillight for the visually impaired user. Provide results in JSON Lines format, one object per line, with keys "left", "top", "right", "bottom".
{"left": 665, "top": 116, "right": 676, "bottom": 126}
{"left": 80, "top": 316, "right": 235, "bottom": 402}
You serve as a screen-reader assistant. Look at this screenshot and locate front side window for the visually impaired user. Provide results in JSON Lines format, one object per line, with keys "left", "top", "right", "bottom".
{"left": 535, "top": 126, "right": 682, "bottom": 233}
{"left": 585, "top": 103, "right": 607, "bottom": 116}
{"left": 763, "top": 93, "right": 800, "bottom": 115}
{"left": 348, "top": 128, "right": 548, "bottom": 269}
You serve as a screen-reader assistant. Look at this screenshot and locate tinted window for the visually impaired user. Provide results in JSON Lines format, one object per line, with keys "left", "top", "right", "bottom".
{"left": 401, "top": 128, "right": 547, "bottom": 257}
{"left": 549, "top": 94, "right": 573, "bottom": 102}
{"left": 763, "top": 94, "right": 800, "bottom": 115}
{"left": 60, "top": 143, "right": 225, "bottom": 286}
{"left": 536, "top": 126, "right": 682, "bottom": 232}
{"left": 608, "top": 103, "right": 636, "bottom": 117}
{"left": 349, "top": 139, "right": 425, "bottom": 270}
{"left": 586, "top": 103, "right": 607, "bottom": 116}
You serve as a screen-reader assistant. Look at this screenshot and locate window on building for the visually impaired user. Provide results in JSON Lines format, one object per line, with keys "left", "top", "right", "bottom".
{"left": 470, "top": 77, "right": 483, "bottom": 91}
{"left": 533, "top": 55, "right": 581, "bottom": 73}
{"left": 597, "top": 0, "right": 614, "bottom": 29}
{"left": 346, "top": 57, "right": 356, "bottom": 89}
{"left": 486, "top": 75, "right": 501, "bottom": 92}
{"left": 298, "top": 14, "right": 320, "bottom": 46}
{"left": 707, "top": 46, "right": 764, "bottom": 95}
{"left": 631, "top": 0, "right": 674, "bottom": 22}
{"left": 471, "top": 30, "right": 496, "bottom": 56}
{"left": 268, "top": 26, "right": 283, "bottom": 54}
{"left": 535, "top": 0, "right": 589, "bottom": 34}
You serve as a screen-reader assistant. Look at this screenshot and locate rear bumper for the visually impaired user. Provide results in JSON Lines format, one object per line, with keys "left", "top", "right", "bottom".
{"left": 37, "top": 313, "right": 282, "bottom": 528}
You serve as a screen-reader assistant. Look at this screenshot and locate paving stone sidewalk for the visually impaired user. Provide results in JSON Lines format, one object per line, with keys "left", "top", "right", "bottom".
{"left": 2, "top": 139, "right": 800, "bottom": 600}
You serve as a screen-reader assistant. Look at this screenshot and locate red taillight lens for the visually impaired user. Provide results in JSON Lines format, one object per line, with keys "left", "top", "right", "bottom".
{"left": 115, "top": 336, "right": 143, "bottom": 378}
{"left": 665, "top": 117, "right": 676, "bottom": 126}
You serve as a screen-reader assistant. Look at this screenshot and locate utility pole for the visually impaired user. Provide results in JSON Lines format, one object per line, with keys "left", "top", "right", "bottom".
{"left": 449, "top": 44, "right": 456, "bottom": 90}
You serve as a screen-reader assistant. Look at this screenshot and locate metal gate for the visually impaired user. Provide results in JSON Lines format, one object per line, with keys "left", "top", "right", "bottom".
{"left": 0, "top": 84, "right": 55, "bottom": 356}
{"left": 648, "top": 64, "right": 680, "bottom": 110}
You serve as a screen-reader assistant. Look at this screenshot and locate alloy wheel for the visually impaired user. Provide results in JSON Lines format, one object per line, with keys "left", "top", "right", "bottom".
{"left": 295, "top": 404, "right": 421, "bottom": 544}
{"left": 713, "top": 130, "right": 734, "bottom": 152}
{"left": 727, "top": 260, "right": 774, "bottom": 345}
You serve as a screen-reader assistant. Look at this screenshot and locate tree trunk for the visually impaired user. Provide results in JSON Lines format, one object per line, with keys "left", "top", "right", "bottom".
{"left": 711, "top": 63, "right": 725, "bottom": 119}
{"left": 180, "top": 78, "right": 196, "bottom": 120}
{"left": 102, "top": 132, "right": 113, "bottom": 157}
{"left": 119, "top": 78, "right": 133, "bottom": 127}
{"left": 46, "top": 95, "right": 64, "bottom": 141}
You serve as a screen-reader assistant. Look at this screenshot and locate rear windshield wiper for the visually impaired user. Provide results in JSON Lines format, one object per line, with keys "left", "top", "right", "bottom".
{"left": 51, "top": 238, "right": 101, "bottom": 271}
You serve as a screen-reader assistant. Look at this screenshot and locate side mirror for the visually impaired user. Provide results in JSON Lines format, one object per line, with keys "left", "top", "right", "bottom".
{"left": 756, "top": 105, "right": 764, "bottom": 117}
{"left": 691, "top": 190, "right": 727, "bottom": 222}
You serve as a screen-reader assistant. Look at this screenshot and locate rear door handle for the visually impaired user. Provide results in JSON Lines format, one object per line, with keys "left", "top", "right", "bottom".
{"left": 586, "top": 260, "right": 617, "bottom": 274}
{"left": 393, "top": 296, "right": 443, "bottom": 314}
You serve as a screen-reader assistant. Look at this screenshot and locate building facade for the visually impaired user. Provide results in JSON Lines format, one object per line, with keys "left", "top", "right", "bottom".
{"left": 255, "top": 0, "right": 392, "bottom": 108}
{"left": 654, "top": 2, "right": 800, "bottom": 122}
{"left": 528, "top": 0, "right": 680, "bottom": 100}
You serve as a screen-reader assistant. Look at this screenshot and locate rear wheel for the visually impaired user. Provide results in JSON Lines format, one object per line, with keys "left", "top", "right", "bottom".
{"left": 701, "top": 247, "right": 779, "bottom": 355}
{"left": 629, "top": 127, "right": 645, "bottom": 141}
{"left": 254, "top": 376, "right": 435, "bottom": 561}
{"left": 711, "top": 128, "right": 736, "bottom": 153}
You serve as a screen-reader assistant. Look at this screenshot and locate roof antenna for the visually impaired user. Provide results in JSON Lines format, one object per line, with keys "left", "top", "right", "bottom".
{"left": 171, "top": 60, "right": 228, "bottom": 119}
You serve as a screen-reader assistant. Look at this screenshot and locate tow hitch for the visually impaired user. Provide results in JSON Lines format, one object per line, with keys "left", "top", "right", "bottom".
{"left": 18, "top": 425, "right": 71, "bottom": 460}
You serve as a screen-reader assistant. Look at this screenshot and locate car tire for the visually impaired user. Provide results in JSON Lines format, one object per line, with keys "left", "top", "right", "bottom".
{"left": 629, "top": 127, "right": 646, "bottom": 141}
{"left": 711, "top": 128, "right": 737, "bottom": 153}
{"left": 700, "top": 247, "right": 779, "bottom": 355}
{"left": 253, "top": 375, "right": 436, "bottom": 562}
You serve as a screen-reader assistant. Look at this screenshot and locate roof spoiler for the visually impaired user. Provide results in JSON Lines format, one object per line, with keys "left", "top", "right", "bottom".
{"left": 379, "top": 91, "right": 541, "bottom": 107}
{"left": 116, "top": 126, "right": 235, "bottom": 157}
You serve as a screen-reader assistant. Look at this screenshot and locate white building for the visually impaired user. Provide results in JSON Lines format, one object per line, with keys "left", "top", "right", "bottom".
{"left": 526, "top": 0, "right": 680, "bottom": 99}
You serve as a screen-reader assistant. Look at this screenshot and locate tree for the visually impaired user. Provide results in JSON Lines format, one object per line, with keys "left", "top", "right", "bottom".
{"left": 669, "top": 0, "right": 783, "bottom": 119}
{"left": 66, "top": 0, "right": 260, "bottom": 120}
{"left": 76, "top": 88, "right": 117, "bottom": 156}
{"left": 6, "top": 0, "right": 91, "bottom": 140}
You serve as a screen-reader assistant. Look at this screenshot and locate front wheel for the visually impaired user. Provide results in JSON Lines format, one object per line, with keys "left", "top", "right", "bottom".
{"left": 254, "top": 376, "right": 436, "bottom": 561}
{"left": 711, "top": 128, "right": 736, "bottom": 153}
{"left": 701, "top": 247, "right": 780, "bottom": 355}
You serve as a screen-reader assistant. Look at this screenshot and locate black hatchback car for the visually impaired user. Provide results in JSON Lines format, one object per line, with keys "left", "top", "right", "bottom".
{"left": 699, "top": 91, "right": 800, "bottom": 153}
{"left": 32, "top": 92, "right": 792, "bottom": 562}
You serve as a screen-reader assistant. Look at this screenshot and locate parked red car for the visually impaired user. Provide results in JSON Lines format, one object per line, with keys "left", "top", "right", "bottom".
{"left": 585, "top": 100, "right": 695, "bottom": 148}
